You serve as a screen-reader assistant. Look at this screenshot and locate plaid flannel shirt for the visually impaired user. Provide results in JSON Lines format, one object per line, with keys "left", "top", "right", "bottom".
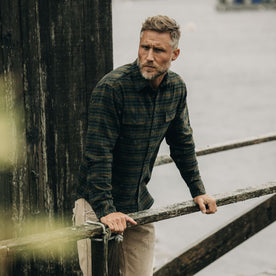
{"left": 77, "top": 60, "right": 206, "bottom": 219}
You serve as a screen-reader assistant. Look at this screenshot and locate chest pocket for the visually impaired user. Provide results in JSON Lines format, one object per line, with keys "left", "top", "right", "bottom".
{"left": 120, "top": 107, "right": 176, "bottom": 139}
{"left": 165, "top": 110, "right": 176, "bottom": 123}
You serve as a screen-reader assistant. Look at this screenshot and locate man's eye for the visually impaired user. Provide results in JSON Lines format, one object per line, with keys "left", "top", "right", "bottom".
{"left": 154, "top": 48, "right": 164, "bottom": 53}
{"left": 142, "top": 45, "right": 150, "bottom": 50}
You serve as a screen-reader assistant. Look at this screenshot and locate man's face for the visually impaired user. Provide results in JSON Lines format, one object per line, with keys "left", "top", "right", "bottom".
{"left": 138, "top": 30, "right": 179, "bottom": 81}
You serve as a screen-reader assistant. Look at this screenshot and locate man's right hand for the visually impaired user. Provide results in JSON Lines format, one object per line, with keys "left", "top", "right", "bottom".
{"left": 100, "top": 212, "right": 137, "bottom": 233}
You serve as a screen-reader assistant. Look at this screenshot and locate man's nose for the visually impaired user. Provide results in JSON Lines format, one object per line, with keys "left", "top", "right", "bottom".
{"left": 146, "top": 49, "right": 154, "bottom": 61}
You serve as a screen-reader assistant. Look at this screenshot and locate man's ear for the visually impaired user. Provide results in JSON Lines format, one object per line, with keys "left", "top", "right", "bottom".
{"left": 172, "top": 48, "right": 180, "bottom": 61}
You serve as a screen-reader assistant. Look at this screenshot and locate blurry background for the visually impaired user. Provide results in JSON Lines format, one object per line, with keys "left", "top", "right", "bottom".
{"left": 112, "top": 0, "right": 276, "bottom": 275}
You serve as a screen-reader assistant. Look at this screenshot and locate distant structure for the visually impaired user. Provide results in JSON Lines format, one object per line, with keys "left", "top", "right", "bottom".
{"left": 217, "top": 0, "right": 276, "bottom": 10}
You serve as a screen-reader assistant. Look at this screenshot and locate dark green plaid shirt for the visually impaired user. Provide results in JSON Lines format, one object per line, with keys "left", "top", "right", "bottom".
{"left": 77, "top": 60, "right": 206, "bottom": 219}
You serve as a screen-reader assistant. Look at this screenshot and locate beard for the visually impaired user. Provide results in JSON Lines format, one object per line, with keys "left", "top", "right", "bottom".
{"left": 137, "top": 58, "right": 171, "bottom": 80}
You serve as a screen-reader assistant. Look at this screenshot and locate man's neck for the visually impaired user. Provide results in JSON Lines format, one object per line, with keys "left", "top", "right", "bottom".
{"left": 149, "top": 73, "right": 166, "bottom": 90}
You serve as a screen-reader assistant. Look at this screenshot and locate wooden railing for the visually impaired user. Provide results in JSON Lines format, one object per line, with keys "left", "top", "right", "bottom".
{"left": 129, "top": 183, "right": 276, "bottom": 276}
{"left": 155, "top": 132, "right": 276, "bottom": 166}
{"left": 154, "top": 193, "right": 276, "bottom": 275}
{"left": 0, "top": 132, "right": 276, "bottom": 275}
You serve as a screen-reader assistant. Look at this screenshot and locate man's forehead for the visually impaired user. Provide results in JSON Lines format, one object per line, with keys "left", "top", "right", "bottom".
{"left": 140, "top": 30, "right": 172, "bottom": 46}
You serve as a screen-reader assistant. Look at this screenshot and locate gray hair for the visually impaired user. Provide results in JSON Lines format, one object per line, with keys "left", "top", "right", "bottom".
{"left": 140, "top": 15, "right": 181, "bottom": 49}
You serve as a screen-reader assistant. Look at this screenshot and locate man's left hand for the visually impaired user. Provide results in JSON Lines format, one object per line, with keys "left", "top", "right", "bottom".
{"left": 193, "top": 194, "right": 217, "bottom": 214}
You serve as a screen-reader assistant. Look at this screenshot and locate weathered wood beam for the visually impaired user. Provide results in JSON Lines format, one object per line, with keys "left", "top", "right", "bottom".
{"left": 153, "top": 194, "right": 276, "bottom": 276}
{"left": 0, "top": 224, "right": 103, "bottom": 254}
{"left": 155, "top": 132, "right": 276, "bottom": 166}
{"left": 128, "top": 181, "right": 276, "bottom": 226}
{"left": 0, "top": 182, "right": 275, "bottom": 255}
{"left": 1, "top": 1, "right": 113, "bottom": 273}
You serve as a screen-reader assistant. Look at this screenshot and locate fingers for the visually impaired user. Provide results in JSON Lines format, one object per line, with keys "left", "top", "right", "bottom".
{"left": 194, "top": 194, "right": 217, "bottom": 214}
{"left": 194, "top": 197, "right": 206, "bottom": 214}
{"left": 206, "top": 197, "right": 217, "bottom": 214}
{"left": 125, "top": 216, "right": 137, "bottom": 226}
{"left": 100, "top": 212, "right": 136, "bottom": 233}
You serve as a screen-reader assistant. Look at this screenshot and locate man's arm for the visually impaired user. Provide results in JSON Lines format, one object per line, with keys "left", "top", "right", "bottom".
{"left": 84, "top": 82, "right": 120, "bottom": 218}
{"left": 83, "top": 82, "right": 137, "bottom": 231}
{"left": 165, "top": 86, "right": 217, "bottom": 214}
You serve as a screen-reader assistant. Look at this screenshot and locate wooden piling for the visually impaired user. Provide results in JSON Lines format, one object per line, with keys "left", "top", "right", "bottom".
{"left": 0, "top": 0, "right": 113, "bottom": 274}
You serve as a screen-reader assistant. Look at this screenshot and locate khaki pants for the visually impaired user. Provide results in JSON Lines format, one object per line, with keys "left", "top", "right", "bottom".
{"left": 73, "top": 198, "right": 155, "bottom": 276}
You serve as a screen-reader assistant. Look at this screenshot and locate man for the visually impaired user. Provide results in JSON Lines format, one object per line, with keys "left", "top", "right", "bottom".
{"left": 74, "top": 15, "right": 217, "bottom": 276}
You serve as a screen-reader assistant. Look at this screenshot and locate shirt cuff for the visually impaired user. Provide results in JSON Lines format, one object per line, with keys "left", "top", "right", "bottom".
{"left": 189, "top": 181, "right": 206, "bottom": 198}
{"left": 91, "top": 199, "right": 117, "bottom": 219}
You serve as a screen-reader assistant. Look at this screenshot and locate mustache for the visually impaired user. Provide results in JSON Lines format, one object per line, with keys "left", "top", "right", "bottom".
{"left": 141, "top": 62, "right": 156, "bottom": 68}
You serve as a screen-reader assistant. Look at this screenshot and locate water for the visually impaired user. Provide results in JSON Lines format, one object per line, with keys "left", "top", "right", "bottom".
{"left": 112, "top": 0, "right": 276, "bottom": 274}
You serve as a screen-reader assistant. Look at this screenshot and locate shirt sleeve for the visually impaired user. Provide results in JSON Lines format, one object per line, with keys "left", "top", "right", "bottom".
{"left": 84, "top": 81, "right": 122, "bottom": 219}
{"left": 165, "top": 85, "right": 206, "bottom": 198}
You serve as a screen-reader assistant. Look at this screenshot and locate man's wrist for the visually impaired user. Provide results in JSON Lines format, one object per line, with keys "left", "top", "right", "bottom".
{"left": 190, "top": 182, "right": 206, "bottom": 198}
{"left": 94, "top": 205, "right": 117, "bottom": 220}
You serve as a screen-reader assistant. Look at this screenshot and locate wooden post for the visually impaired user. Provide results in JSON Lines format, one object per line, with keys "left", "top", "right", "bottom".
{"left": 0, "top": 246, "right": 12, "bottom": 276}
{"left": 91, "top": 236, "right": 109, "bottom": 276}
{"left": 0, "top": 0, "right": 113, "bottom": 274}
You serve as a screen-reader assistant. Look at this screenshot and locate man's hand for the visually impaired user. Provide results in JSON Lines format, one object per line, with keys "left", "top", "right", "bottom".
{"left": 100, "top": 212, "right": 137, "bottom": 233}
{"left": 193, "top": 194, "right": 217, "bottom": 214}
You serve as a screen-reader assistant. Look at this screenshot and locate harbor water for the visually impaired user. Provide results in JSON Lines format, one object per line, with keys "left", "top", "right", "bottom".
{"left": 112, "top": 0, "right": 276, "bottom": 275}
